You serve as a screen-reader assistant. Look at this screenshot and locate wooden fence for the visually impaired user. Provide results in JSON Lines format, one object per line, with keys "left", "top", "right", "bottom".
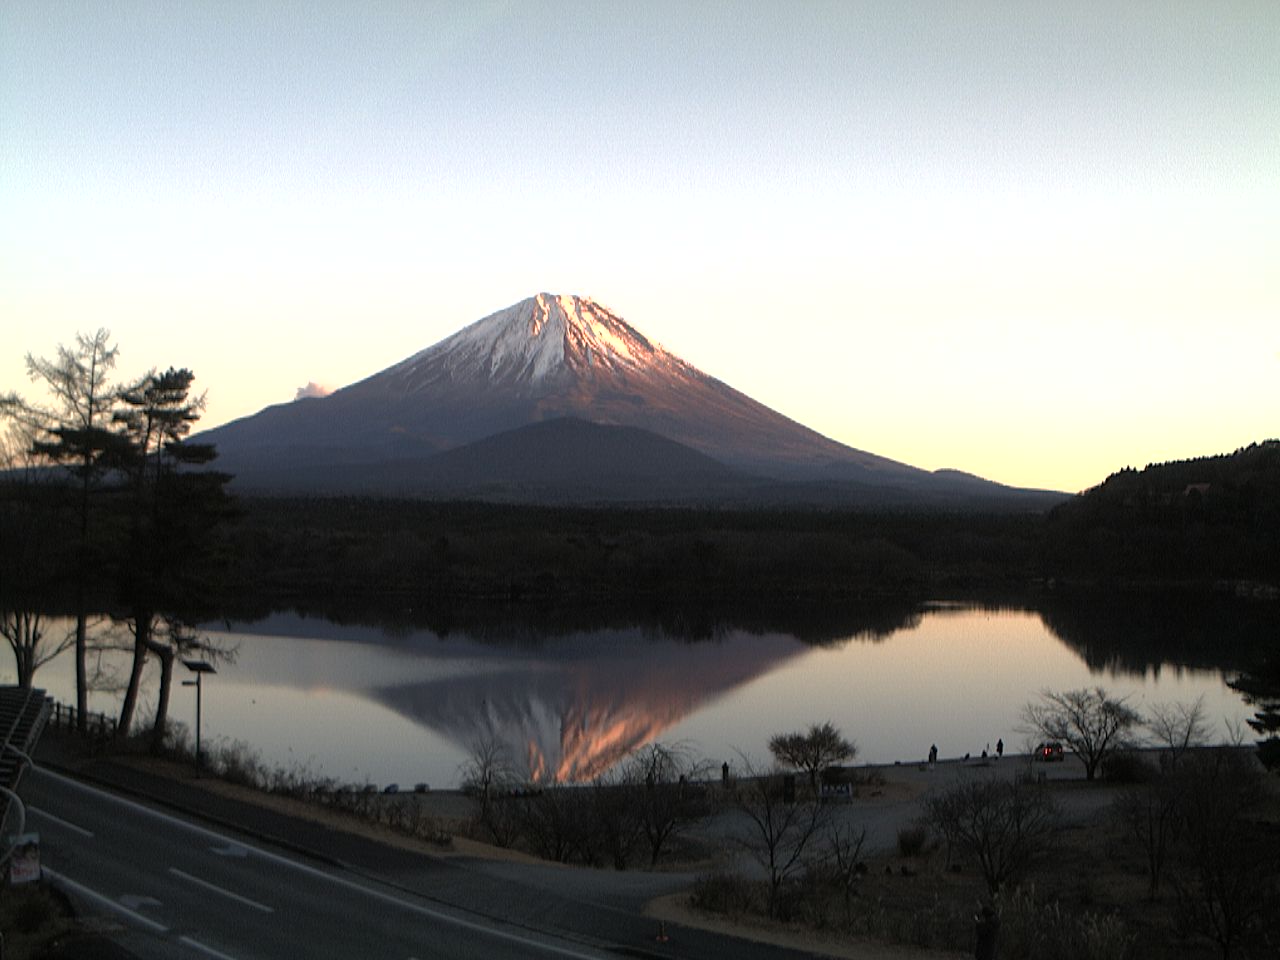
{"left": 47, "top": 700, "right": 117, "bottom": 741}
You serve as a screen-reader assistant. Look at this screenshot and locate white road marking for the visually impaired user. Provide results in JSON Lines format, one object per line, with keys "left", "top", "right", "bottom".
{"left": 30, "top": 806, "right": 95, "bottom": 838}
{"left": 180, "top": 934, "right": 243, "bottom": 960}
{"left": 35, "top": 767, "right": 609, "bottom": 960}
{"left": 168, "top": 867, "right": 274, "bottom": 914}
{"left": 120, "top": 894, "right": 163, "bottom": 911}
{"left": 42, "top": 867, "right": 169, "bottom": 934}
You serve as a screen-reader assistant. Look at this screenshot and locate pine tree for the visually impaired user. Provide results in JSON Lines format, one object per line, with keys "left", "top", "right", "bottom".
{"left": 112, "top": 368, "right": 234, "bottom": 744}
{"left": 1229, "top": 661, "right": 1280, "bottom": 771}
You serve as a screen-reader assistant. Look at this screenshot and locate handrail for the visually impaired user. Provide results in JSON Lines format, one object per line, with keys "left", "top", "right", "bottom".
{"left": 0, "top": 785, "right": 28, "bottom": 868}
{"left": 0, "top": 685, "right": 38, "bottom": 752}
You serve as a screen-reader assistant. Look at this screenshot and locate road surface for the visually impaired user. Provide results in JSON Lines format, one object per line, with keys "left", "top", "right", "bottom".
{"left": 25, "top": 767, "right": 616, "bottom": 960}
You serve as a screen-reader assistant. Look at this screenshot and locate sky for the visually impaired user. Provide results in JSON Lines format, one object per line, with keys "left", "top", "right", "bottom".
{"left": 2, "top": 1, "right": 1277, "bottom": 493}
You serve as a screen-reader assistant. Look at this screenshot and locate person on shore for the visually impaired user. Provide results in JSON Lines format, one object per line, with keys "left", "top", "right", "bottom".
{"left": 996, "top": 738, "right": 1004, "bottom": 759}
{"left": 928, "top": 744, "right": 938, "bottom": 768}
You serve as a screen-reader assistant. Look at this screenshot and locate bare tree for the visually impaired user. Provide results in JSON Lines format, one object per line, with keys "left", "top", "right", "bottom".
{"left": 1113, "top": 773, "right": 1182, "bottom": 899}
{"left": 145, "top": 618, "right": 235, "bottom": 750}
{"left": 1171, "top": 748, "right": 1278, "bottom": 959}
{"left": 1146, "top": 696, "right": 1210, "bottom": 770}
{"left": 1021, "top": 687, "right": 1142, "bottom": 781}
{"left": 0, "top": 418, "right": 72, "bottom": 687}
{"left": 824, "top": 820, "right": 869, "bottom": 920}
{"left": 589, "top": 768, "right": 644, "bottom": 869}
{"left": 11, "top": 330, "right": 122, "bottom": 727}
{"left": 459, "top": 730, "right": 536, "bottom": 849}
{"left": 924, "top": 777, "right": 1058, "bottom": 895}
{"left": 520, "top": 787, "right": 580, "bottom": 864}
{"left": 732, "top": 753, "right": 829, "bottom": 917}
{"left": 768, "top": 721, "right": 857, "bottom": 794}
{"left": 1, "top": 612, "right": 73, "bottom": 690}
{"left": 459, "top": 731, "right": 520, "bottom": 821}
{"left": 625, "top": 742, "right": 712, "bottom": 866}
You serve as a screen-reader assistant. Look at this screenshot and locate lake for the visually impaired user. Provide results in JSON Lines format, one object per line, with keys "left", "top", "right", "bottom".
{"left": 22, "top": 598, "right": 1268, "bottom": 789}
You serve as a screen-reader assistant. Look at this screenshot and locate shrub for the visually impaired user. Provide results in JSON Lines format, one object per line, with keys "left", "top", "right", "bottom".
{"left": 772, "top": 870, "right": 833, "bottom": 927}
{"left": 210, "top": 739, "right": 268, "bottom": 789}
{"left": 13, "top": 889, "right": 57, "bottom": 933}
{"left": 897, "top": 824, "right": 929, "bottom": 857}
{"left": 997, "top": 886, "right": 1134, "bottom": 960}
{"left": 690, "top": 872, "right": 762, "bottom": 917}
{"left": 1100, "top": 751, "right": 1156, "bottom": 784}
{"left": 924, "top": 777, "right": 1058, "bottom": 894}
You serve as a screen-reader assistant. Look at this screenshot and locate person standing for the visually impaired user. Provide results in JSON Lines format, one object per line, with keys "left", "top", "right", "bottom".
{"left": 996, "top": 738, "right": 1004, "bottom": 759}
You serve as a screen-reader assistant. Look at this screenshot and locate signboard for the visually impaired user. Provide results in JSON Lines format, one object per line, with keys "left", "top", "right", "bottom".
{"left": 8, "top": 833, "right": 40, "bottom": 885}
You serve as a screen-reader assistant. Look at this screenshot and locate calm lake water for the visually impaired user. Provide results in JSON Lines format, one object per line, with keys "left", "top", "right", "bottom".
{"left": 22, "top": 601, "right": 1264, "bottom": 789}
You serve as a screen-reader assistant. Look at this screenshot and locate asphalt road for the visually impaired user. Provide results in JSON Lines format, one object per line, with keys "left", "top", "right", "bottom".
{"left": 22, "top": 762, "right": 848, "bottom": 960}
{"left": 24, "top": 767, "right": 618, "bottom": 960}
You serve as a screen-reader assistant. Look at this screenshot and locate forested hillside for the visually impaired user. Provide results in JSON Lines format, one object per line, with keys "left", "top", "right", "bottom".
{"left": 216, "top": 498, "right": 1043, "bottom": 615}
{"left": 6, "top": 443, "right": 1277, "bottom": 635}
{"left": 1042, "top": 441, "right": 1280, "bottom": 585}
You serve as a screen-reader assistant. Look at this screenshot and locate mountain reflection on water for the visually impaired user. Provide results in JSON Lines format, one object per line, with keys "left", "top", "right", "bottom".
{"left": 201, "top": 595, "right": 1272, "bottom": 785}
{"left": 374, "top": 632, "right": 804, "bottom": 783}
{"left": 222, "top": 601, "right": 920, "bottom": 784}
{"left": 27, "top": 596, "right": 1269, "bottom": 787}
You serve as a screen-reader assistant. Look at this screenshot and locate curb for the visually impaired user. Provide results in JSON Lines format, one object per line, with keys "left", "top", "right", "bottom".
{"left": 34, "top": 755, "right": 352, "bottom": 871}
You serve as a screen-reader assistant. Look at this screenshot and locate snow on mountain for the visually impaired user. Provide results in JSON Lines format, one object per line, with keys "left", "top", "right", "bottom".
{"left": 399, "top": 293, "right": 666, "bottom": 386}
{"left": 377, "top": 293, "right": 686, "bottom": 396}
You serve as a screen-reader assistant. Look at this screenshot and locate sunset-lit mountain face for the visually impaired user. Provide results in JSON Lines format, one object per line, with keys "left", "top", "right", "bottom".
{"left": 361, "top": 293, "right": 908, "bottom": 478}
{"left": 201, "top": 293, "right": 1060, "bottom": 505}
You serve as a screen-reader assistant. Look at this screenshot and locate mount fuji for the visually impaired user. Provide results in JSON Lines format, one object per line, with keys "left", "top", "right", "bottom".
{"left": 201, "top": 293, "right": 1062, "bottom": 507}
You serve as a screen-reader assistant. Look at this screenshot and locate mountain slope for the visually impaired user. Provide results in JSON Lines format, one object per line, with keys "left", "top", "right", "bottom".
{"left": 201, "top": 293, "right": 1062, "bottom": 506}
{"left": 221, "top": 418, "right": 756, "bottom": 502}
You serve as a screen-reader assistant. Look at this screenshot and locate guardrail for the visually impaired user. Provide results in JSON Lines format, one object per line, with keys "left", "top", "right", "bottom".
{"left": 46, "top": 700, "right": 118, "bottom": 741}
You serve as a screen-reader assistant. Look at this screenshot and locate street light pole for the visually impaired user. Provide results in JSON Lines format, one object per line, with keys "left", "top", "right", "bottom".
{"left": 182, "top": 660, "right": 216, "bottom": 775}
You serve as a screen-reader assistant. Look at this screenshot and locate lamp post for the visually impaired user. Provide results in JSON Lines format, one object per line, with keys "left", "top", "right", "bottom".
{"left": 182, "top": 659, "right": 216, "bottom": 774}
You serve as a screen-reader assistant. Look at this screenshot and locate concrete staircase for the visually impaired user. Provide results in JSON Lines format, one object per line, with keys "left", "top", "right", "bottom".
{"left": 0, "top": 685, "right": 53, "bottom": 792}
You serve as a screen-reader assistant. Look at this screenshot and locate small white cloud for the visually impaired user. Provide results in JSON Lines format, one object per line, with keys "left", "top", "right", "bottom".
{"left": 294, "top": 381, "right": 333, "bottom": 401}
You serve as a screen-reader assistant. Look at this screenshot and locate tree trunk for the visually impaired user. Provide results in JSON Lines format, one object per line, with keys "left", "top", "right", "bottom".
{"left": 5, "top": 610, "right": 36, "bottom": 688}
{"left": 17, "top": 628, "right": 34, "bottom": 689}
{"left": 14, "top": 642, "right": 33, "bottom": 689}
{"left": 76, "top": 457, "right": 92, "bottom": 732}
{"left": 75, "top": 609, "right": 88, "bottom": 731}
{"left": 148, "top": 641, "right": 175, "bottom": 753}
{"left": 117, "top": 613, "right": 152, "bottom": 738}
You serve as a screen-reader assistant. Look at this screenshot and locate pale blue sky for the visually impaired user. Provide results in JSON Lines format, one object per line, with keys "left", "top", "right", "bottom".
{"left": 3, "top": 1, "right": 1277, "bottom": 491}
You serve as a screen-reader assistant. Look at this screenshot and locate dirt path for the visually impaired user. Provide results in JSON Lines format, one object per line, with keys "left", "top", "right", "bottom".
{"left": 647, "top": 892, "right": 966, "bottom": 959}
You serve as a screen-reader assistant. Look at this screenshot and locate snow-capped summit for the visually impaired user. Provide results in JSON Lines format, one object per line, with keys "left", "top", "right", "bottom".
{"left": 389, "top": 293, "right": 676, "bottom": 391}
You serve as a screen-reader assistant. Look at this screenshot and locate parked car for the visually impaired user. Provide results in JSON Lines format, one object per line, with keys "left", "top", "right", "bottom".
{"left": 1035, "top": 741, "right": 1065, "bottom": 762}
